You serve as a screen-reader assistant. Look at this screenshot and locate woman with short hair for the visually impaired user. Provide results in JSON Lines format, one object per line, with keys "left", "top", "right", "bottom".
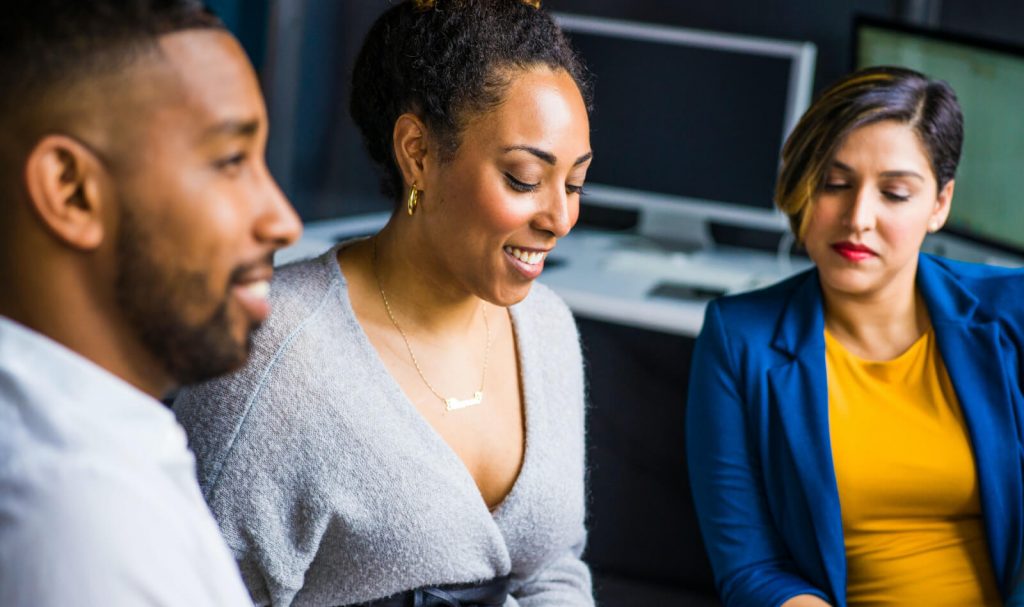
{"left": 687, "top": 66, "right": 1024, "bottom": 607}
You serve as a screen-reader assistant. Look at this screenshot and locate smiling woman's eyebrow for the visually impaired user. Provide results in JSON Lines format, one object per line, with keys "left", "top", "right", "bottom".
{"left": 831, "top": 160, "right": 925, "bottom": 182}
{"left": 503, "top": 145, "right": 594, "bottom": 167}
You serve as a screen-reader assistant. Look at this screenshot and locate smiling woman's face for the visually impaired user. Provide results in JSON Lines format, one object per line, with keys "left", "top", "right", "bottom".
{"left": 415, "top": 65, "right": 592, "bottom": 307}
{"left": 802, "top": 119, "right": 953, "bottom": 302}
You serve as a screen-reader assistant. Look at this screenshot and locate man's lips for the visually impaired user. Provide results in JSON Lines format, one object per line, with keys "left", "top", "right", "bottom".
{"left": 230, "top": 262, "right": 274, "bottom": 323}
{"left": 831, "top": 241, "right": 877, "bottom": 262}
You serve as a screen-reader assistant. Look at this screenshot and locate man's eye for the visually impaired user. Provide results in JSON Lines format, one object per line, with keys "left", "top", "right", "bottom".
{"left": 214, "top": 153, "right": 247, "bottom": 171}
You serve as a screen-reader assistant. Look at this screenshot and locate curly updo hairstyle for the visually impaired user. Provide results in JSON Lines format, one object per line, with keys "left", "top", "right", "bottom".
{"left": 775, "top": 66, "right": 963, "bottom": 240}
{"left": 350, "top": 0, "right": 592, "bottom": 202}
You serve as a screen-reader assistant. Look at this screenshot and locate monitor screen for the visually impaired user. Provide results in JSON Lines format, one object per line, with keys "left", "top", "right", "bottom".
{"left": 856, "top": 18, "right": 1024, "bottom": 254}
{"left": 556, "top": 14, "right": 815, "bottom": 221}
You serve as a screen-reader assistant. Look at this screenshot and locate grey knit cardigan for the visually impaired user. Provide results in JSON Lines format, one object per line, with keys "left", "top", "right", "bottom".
{"left": 173, "top": 245, "right": 593, "bottom": 606}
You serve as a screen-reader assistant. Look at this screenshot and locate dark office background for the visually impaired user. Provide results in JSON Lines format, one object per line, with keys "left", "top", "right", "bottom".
{"left": 205, "top": 1, "right": 1024, "bottom": 604}
{"left": 207, "top": 0, "right": 1024, "bottom": 222}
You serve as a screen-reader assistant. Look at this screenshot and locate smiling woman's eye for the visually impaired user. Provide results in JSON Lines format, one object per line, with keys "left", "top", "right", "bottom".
{"left": 566, "top": 183, "right": 585, "bottom": 195}
{"left": 504, "top": 172, "right": 539, "bottom": 193}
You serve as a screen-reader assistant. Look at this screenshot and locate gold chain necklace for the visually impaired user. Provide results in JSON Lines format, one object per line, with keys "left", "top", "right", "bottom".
{"left": 372, "top": 239, "right": 490, "bottom": 411}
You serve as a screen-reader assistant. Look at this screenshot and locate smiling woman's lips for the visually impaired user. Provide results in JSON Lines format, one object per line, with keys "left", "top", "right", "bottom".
{"left": 503, "top": 246, "right": 547, "bottom": 279}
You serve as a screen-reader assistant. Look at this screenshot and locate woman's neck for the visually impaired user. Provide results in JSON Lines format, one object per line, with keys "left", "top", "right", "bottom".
{"left": 368, "top": 220, "right": 485, "bottom": 336}
{"left": 822, "top": 277, "right": 930, "bottom": 361}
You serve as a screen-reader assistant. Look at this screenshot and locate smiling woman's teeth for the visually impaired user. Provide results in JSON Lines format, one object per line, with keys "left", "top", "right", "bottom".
{"left": 504, "top": 246, "right": 547, "bottom": 265}
{"left": 244, "top": 280, "right": 271, "bottom": 300}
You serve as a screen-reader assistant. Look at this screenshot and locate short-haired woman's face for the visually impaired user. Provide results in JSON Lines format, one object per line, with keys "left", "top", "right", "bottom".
{"left": 802, "top": 120, "right": 953, "bottom": 301}
{"left": 418, "top": 65, "right": 592, "bottom": 306}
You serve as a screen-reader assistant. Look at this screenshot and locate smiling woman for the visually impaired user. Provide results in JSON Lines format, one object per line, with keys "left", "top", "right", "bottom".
{"left": 173, "top": 1, "right": 595, "bottom": 606}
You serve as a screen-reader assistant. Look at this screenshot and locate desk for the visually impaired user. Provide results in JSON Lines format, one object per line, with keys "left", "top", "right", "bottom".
{"left": 276, "top": 213, "right": 814, "bottom": 337}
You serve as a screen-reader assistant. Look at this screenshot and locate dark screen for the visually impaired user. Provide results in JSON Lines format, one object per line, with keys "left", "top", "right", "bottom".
{"left": 567, "top": 30, "right": 793, "bottom": 209}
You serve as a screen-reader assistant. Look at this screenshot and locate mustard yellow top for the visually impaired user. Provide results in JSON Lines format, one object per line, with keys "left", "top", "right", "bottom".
{"left": 825, "top": 328, "right": 1001, "bottom": 606}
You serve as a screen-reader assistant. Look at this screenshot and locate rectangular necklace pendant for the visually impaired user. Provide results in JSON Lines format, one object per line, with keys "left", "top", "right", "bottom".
{"left": 445, "top": 391, "right": 483, "bottom": 412}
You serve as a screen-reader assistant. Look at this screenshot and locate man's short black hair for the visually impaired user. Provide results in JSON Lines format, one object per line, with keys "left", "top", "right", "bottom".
{"left": 0, "top": 0, "right": 224, "bottom": 184}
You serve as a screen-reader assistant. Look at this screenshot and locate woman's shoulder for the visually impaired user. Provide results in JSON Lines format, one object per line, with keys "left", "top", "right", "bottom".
{"left": 923, "top": 254, "right": 1024, "bottom": 323}
{"left": 707, "top": 267, "right": 817, "bottom": 331}
{"left": 513, "top": 281, "right": 576, "bottom": 331}
{"left": 266, "top": 247, "right": 346, "bottom": 322}
{"left": 172, "top": 247, "right": 354, "bottom": 485}
{"left": 511, "top": 282, "right": 582, "bottom": 369}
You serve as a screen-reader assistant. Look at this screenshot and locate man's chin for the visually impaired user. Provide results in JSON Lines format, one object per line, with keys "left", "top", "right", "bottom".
{"left": 168, "top": 332, "right": 253, "bottom": 386}
{"left": 149, "top": 312, "right": 259, "bottom": 387}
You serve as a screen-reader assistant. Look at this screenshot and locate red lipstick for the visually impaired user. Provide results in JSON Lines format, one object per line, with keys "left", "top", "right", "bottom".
{"left": 831, "top": 241, "right": 877, "bottom": 262}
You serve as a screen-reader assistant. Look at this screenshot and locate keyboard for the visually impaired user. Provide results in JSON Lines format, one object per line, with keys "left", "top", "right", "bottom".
{"left": 602, "top": 249, "right": 759, "bottom": 293}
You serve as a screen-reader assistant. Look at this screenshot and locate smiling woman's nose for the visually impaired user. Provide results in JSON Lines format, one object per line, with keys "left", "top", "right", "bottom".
{"left": 533, "top": 189, "right": 574, "bottom": 238}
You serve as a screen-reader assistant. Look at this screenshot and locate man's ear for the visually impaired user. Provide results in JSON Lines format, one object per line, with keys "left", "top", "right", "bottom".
{"left": 23, "top": 135, "right": 109, "bottom": 250}
{"left": 392, "top": 113, "right": 430, "bottom": 190}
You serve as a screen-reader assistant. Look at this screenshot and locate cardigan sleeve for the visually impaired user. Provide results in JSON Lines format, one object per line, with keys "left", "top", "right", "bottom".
{"left": 686, "top": 301, "right": 832, "bottom": 607}
{"left": 175, "top": 375, "right": 319, "bottom": 607}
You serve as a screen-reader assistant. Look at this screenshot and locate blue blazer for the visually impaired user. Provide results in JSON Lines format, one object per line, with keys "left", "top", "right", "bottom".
{"left": 686, "top": 254, "right": 1024, "bottom": 607}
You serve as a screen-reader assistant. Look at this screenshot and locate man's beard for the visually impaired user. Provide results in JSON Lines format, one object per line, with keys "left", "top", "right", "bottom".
{"left": 114, "top": 207, "right": 258, "bottom": 387}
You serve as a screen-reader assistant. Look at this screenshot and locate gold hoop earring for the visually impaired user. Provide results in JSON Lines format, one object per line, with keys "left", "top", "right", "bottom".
{"left": 407, "top": 185, "right": 420, "bottom": 216}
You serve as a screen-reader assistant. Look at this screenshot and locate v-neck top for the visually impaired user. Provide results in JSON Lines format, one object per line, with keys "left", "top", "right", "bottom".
{"left": 826, "top": 328, "right": 1000, "bottom": 606}
{"left": 173, "top": 244, "right": 592, "bottom": 607}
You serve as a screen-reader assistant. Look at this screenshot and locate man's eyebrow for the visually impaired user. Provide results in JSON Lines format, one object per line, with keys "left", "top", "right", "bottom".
{"left": 201, "top": 119, "right": 260, "bottom": 139}
{"left": 503, "top": 145, "right": 594, "bottom": 167}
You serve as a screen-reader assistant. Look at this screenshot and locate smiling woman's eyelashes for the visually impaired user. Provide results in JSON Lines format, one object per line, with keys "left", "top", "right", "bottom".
{"left": 504, "top": 172, "right": 539, "bottom": 192}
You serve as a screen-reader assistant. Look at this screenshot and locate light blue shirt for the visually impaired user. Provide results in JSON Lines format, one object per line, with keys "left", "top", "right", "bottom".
{"left": 0, "top": 316, "right": 253, "bottom": 606}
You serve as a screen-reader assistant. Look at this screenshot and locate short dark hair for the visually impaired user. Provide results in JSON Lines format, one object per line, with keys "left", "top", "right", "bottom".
{"left": 0, "top": 0, "right": 223, "bottom": 184}
{"left": 776, "top": 66, "right": 964, "bottom": 239}
{"left": 350, "top": 0, "right": 592, "bottom": 201}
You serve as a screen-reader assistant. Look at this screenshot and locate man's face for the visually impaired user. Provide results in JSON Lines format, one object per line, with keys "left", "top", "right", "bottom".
{"left": 108, "top": 30, "right": 301, "bottom": 385}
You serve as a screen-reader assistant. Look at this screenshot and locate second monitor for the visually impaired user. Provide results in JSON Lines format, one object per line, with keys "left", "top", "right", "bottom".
{"left": 555, "top": 13, "right": 817, "bottom": 237}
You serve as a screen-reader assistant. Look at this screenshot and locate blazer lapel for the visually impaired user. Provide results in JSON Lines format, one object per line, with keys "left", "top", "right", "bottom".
{"left": 767, "top": 271, "right": 847, "bottom": 605}
{"left": 919, "top": 255, "right": 1024, "bottom": 596}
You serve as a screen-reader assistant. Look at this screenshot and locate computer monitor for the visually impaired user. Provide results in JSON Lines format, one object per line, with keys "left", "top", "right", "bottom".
{"left": 856, "top": 17, "right": 1024, "bottom": 256}
{"left": 554, "top": 13, "right": 816, "bottom": 232}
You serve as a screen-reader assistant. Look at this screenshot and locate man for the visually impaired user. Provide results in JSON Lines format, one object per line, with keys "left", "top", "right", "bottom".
{"left": 0, "top": 1, "right": 302, "bottom": 604}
